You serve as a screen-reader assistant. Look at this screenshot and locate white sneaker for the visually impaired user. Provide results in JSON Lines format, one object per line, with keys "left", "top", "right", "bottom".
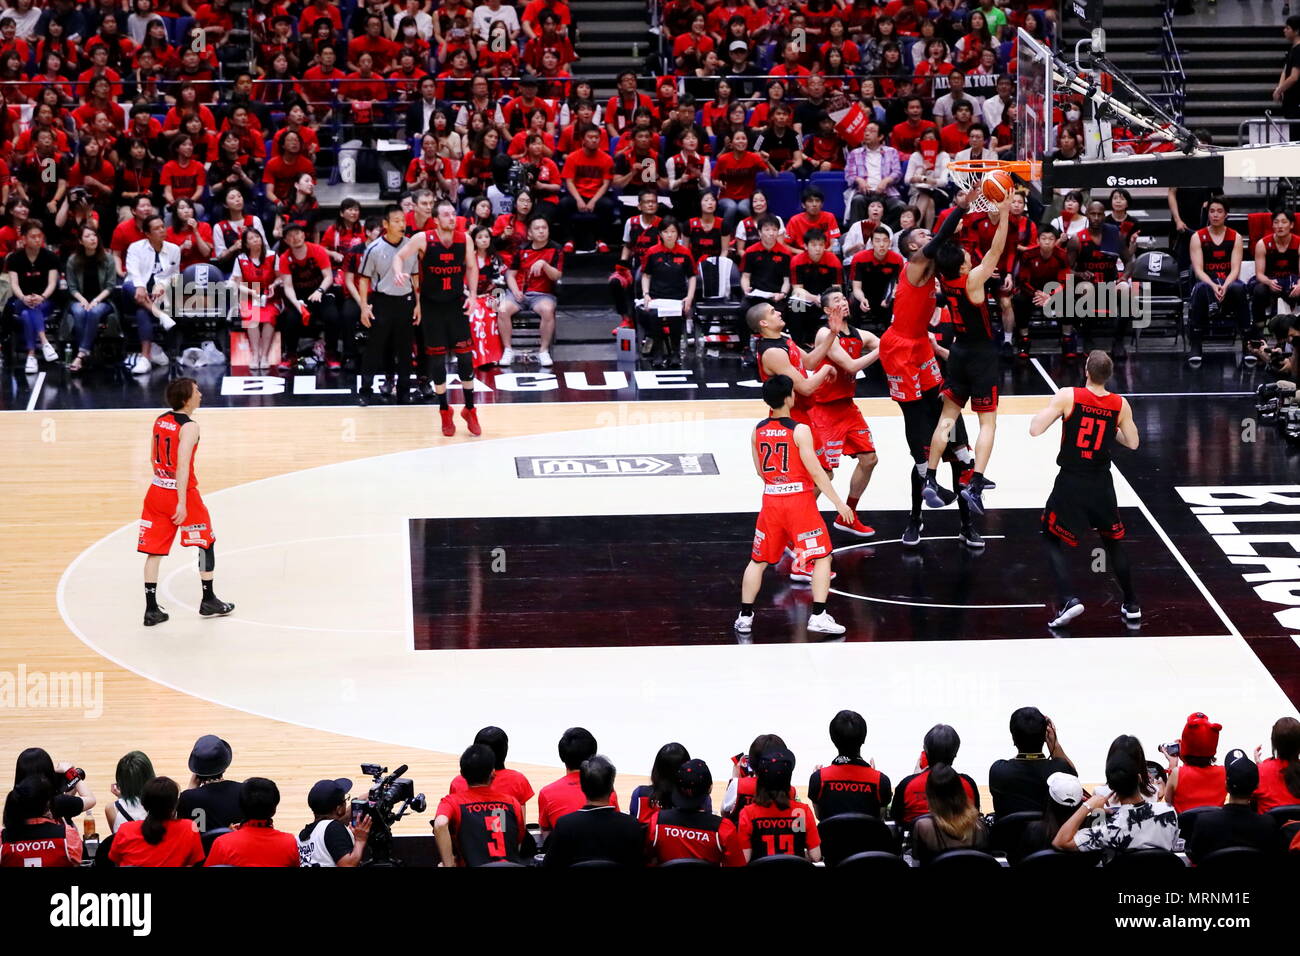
{"left": 149, "top": 348, "right": 169, "bottom": 367}
{"left": 733, "top": 613, "right": 753, "bottom": 634}
{"left": 41, "top": 342, "right": 59, "bottom": 362}
{"left": 807, "top": 611, "right": 846, "bottom": 635}
{"left": 537, "top": 349, "right": 553, "bottom": 367}
{"left": 790, "top": 568, "right": 836, "bottom": 584}
{"left": 24, "top": 354, "right": 37, "bottom": 373}
{"left": 158, "top": 313, "right": 176, "bottom": 332}
{"left": 131, "top": 354, "right": 152, "bottom": 375}
{"left": 498, "top": 347, "right": 514, "bottom": 366}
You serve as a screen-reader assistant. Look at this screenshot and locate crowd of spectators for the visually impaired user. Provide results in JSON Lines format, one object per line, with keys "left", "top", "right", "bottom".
{"left": 5, "top": 709, "right": 1300, "bottom": 867}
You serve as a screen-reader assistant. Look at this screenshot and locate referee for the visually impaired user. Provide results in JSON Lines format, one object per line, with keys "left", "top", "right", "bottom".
{"left": 356, "top": 205, "right": 418, "bottom": 406}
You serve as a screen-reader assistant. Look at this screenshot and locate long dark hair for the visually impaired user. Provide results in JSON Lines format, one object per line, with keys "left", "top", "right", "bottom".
{"left": 13, "top": 747, "right": 57, "bottom": 790}
{"left": 140, "top": 776, "right": 179, "bottom": 845}
{"left": 4, "top": 776, "right": 54, "bottom": 829}
{"left": 73, "top": 224, "right": 107, "bottom": 268}
{"left": 1272, "top": 717, "right": 1300, "bottom": 797}
{"left": 1107, "top": 735, "right": 1155, "bottom": 797}
{"left": 649, "top": 743, "right": 690, "bottom": 809}
{"left": 926, "top": 763, "right": 978, "bottom": 838}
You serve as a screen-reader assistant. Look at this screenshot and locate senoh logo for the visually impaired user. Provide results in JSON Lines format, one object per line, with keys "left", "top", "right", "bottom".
{"left": 1106, "top": 175, "right": 1159, "bottom": 187}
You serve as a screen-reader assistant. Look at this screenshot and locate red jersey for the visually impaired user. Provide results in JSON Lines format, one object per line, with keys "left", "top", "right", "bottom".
{"left": 560, "top": 147, "right": 614, "bottom": 199}
{"left": 647, "top": 808, "right": 736, "bottom": 865}
{"left": 786, "top": 210, "right": 842, "bottom": 248}
{"left": 713, "top": 149, "right": 767, "bottom": 201}
{"left": 151, "top": 411, "right": 197, "bottom": 490}
{"left": 278, "top": 242, "right": 332, "bottom": 295}
{"left": 511, "top": 242, "right": 564, "bottom": 295}
{"left": 1058, "top": 387, "right": 1123, "bottom": 475}
{"left": 961, "top": 211, "right": 1018, "bottom": 275}
{"left": 893, "top": 768, "right": 979, "bottom": 824}
{"left": 419, "top": 227, "right": 469, "bottom": 303}
{"left": 622, "top": 214, "right": 662, "bottom": 267}
{"left": 449, "top": 767, "right": 535, "bottom": 809}
{"left": 889, "top": 266, "right": 936, "bottom": 339}
{"left": 808, "top": 758, "right": 892, "bottom": 819}
{"left": 537, "top": 770, "right": 620, "bottom": 830}
{"left": 1018, "top": 246, "right": 1070, "bottom": 294}
{"left": 262, "top": 154, "right": 317, "bottom": 205}
{"left": 850, "top": 248, "right": 905, "bottom": 296}
{"left": 1261, "top": 233, "right": 1300, "bottom": 279}
{"left": 1254, "top": 758, "right": 1300, "bottom": 813}
{"left": 204, "top": 821, "right": 299, "bottom": 867}
{"left": 815, "top": 326, "right": 866, "bottom": 403}
{"left": 752, "top": 414, "right": 816, "bottom": 493}
{"left": 687, "top": 216, "right": 724, "bottom": 260}
{"left": 1074, "top": 226, "right": 1121, "bottom": 283}
{"left": 0, "top": 818, "right": 81, "bottom": 867}
{"left": 1196, "top": 226, "right": 1238, "bottom": 282}
{"left": 735, "top": 799, "right": 820, "bottom": 860}
{"left": 434, "top": 786, "right": 526, "bottom": 866}
{"left": 939, "top": 275, "right": 994, "bottom": 343}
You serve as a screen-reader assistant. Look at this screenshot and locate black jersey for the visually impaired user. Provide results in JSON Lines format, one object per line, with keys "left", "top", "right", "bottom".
{"left": 938, "top": 275, "right": 994, "bottom": 343}
{"left": 1058, "top": 387, "right": 1124, "bottom": 475}
{"left": 420, "top": 228, "right": 468, "bottom": 303}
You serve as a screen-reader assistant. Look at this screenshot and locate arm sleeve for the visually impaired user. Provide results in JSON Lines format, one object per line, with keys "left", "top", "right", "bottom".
{"left": 323, "top": 820, "right": 355, "bottom": 863}
{"left": 921, "top": 206, "right": 962, "bottom": 259}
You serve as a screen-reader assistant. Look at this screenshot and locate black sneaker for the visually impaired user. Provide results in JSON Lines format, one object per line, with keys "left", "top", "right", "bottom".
{"left": 959, "top": 525, "right": 985, "bottom": 549}
{"left": 999, "top": 339, "right": 1014, "bottom": 359}
{"left": 1049, "top": 598, "right": 1085, "bottom": 628}
{"left": 1187, "top": 344, "right": 1203, "bottom": 367}
{"left": 921, "top": 476, "right": 953, "bottom": 509}
{"left": 358, "top": 391, "right": 370, "bottom": 407}
{"left": 959, "top": 483, "right": 985, "bottom": 516}
{"left": 143, "top": 607, "right": 169, "bottom": 627}
{"left": 1016, "top": 337, "right": 1031, "bottom": 360}
{"left": 199, "top": 597, "right": 235, "bottom": 617}
{"left": 419, "top": 380, "right": 436, "bottom": 401}
{"left": 1121, "top": 603, "right": 1142, "bottom": 622}
{"left": 902, "top": 517, "right": 923, "bottom": 547}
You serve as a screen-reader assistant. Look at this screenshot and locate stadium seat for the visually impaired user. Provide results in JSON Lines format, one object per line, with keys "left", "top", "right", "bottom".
{"left": 1129, "top": 249, "right": 1185, "bottom": 347}
{"left": 1248, "top": 211, "right": 1273, "bottom": 251}
{"left": 659, "top": 856, "right": 715, "bottom": 867}
{"left": 480, "top": 860, "right": 526, "bottom": 867}
{"left": 570, "top": 858, "right": 623, "bottom": 868}
{"left": 200, "top": 827, "right": 231, "bottom": 856}
{"left": 1264, "top": 804, "right": 1300, "bottom": 829}
{"left": 1015, "top": 848, "right": 1099, "bottom": 874}
{"left": 755, "top": 173, "right": 801, "bottom": 222}
{"left": 1104, "top": 848, "right": 1186, "bottom": 874}
{"left": 817, "top": 813, "right": 899, "bottom": 865}
{"left": 693, "top": 256, "right": 743, "bottom": 353}
{"left": 835, "top": 850, "right": 909, "bottom": 873}
{"left": 924, "top": 848, "right": 1003, "bottom": 874}
{"left": 989, "top": 811, "right": 1040, "bottom": 859}
{"left": 810, "top": 171, "right": 847, "bottom": 224}
{"left": 747, "top": 853, "right": 816, "bottom": 868}
{"left": 1195, "top": 846, "right": 1269, "bottom": 874}
{"left": 175, "top": 263, "right": 234, "bottom": 355}
{"left": 1176, "top": 805, "right": 1218, "bottom": 839}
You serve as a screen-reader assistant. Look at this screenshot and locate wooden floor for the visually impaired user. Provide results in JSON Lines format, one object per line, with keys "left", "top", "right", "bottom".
{"left": 2, "top": 396, "right": 1052, "bottom": 825}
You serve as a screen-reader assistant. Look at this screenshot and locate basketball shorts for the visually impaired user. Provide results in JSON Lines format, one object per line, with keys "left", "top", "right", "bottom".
{"left": 751, "top": 491, "right": 830, "bottom": 565}
{"left": 941, "top": 341, "right": 999, "bottom": 412}
{"left": 810, "top": 397, "right": 875, "bottom": 469}
{"left": 790, "top": 407, "right": 833, "bottom": 472}
{"left": 1041, "top": 470, "right": 1125, "bottom": 547}
{"left": 138, "top": 483, "right": 215, "bottom": 556}
{"left": 879, "top": 330, "right": 942, "bottom": 403}
{"left": 421, "top": 296, "right": 471, "bottom": 352}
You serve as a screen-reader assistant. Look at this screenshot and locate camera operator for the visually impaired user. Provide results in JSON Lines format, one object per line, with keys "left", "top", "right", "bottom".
{"left": 297, "top": 778, "right": 371, "bottom": 867}
{"left": 1248, "top": 314, "right": 1300, "bottom": 383}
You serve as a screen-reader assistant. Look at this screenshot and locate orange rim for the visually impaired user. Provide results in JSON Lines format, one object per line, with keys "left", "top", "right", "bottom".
{"left": 947, "top": 158, "right": 1042, "bottom": 179}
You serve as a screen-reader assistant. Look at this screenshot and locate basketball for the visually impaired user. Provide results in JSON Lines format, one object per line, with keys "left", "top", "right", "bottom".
{"left": 982, "top": 169, "right": 1014, "bottom": 203}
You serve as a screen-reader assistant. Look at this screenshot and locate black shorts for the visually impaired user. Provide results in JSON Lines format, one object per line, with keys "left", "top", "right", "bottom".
{"left": 420, "top": 296, "right": 470, "bottom": 351}
{"left": 941, "top": 341, "right": 999, "bottom": 412}
{"left": 1041, "top": 470, "right": 1126, "bottom": 547}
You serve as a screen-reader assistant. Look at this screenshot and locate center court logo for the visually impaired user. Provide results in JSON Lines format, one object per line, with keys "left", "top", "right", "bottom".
{"left": 515, "top": 454, "right": 720, "bottom": 477}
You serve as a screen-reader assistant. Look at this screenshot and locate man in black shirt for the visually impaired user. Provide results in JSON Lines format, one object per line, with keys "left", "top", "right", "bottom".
{"left": 988, "top": 706, "right": 1077, "bottom": 816}
{"left": 543, "top": 756, "right": 646, "bottom": 867}
{"left": 1274, "top": 15, "right": 1300, "bottom": 139}
{"left": 1186, "top": 749, "right": 1280, "bottom": 862}
{"left": 176, "top": 735, "right": 244, "bottom": 835}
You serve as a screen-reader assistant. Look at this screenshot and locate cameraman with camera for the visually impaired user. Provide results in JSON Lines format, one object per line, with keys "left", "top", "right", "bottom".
{"left": 297, "top": 778, "right": 372, "bottom": 867}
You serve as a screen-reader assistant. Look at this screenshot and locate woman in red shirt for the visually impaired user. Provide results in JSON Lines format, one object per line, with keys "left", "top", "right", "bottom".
{"left": 233, "top": 228, "right": 281, "bottom": 371}
{"left": 108, "top": 777, "right": 204, "bottom": 868}
{"left": 712, "top": 129, "right": 774, "bottom": 230}
{"left": 492, "top": 190, "right": 535, "bottom": 258}
{"left": 477, "top": 20, "right": 519, "bottom": 77}
{"left": 35, "top": 18, "right": 81, "bottom": 74}
{"left": 956, "top": 9, "right": 993, "bottom": 72}
{"left": 69, "top": 136, "right": 116, "bottom": 205}
{"left": 162, "top": 84, "right": 217, "bottom": 143}
{"left": 1255, "top": 717, "right": 1300, "bottom": 813}
{"left": 166, "top": 197, "right": 215, "bottom": 269}
{"left": 272, "top": 102, "right": 320, "bottom": 159}
{"left": 457, "top": 126, "right": 502, "bottom": 200}
{"left": 161, "top": 134, "right": 206, "bottom": 211}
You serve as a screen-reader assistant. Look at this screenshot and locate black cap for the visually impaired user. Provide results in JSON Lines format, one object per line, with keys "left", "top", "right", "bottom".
{"left": 1224, "top": 749, "right": 1258, "bottom": 796}
{"left": 283, "top": 222, "right": 306, "bottom": 234}
{"left": 307, "top": 778, "right": 353, "bottom": 813}
{"left": 187, "top": 735, "right": 232, "bottom": 776}
{"left": 756, "top": 748, "right": 795, "bottom": 790}
{"left": 672, "top": 759, "right": 712, "bottom": 810}
{"left": 518, "top": 75, "right": 539, "bottom": 86}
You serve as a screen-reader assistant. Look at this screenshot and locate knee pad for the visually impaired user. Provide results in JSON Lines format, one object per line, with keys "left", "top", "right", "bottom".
{"left": 198, "top": 546, "right": 215, "bottom": 573}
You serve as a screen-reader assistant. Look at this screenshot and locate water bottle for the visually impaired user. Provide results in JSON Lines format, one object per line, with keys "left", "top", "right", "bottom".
{"left": 63, "top": 342, "right": 73, "bottom": 364}
{"left": 83, "top": 812, "right": 99, "bottom": 861}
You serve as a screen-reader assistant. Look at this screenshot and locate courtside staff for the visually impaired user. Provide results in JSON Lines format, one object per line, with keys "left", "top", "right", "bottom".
{"left": 357, "top": 205, "right": 418, "bottom": 406}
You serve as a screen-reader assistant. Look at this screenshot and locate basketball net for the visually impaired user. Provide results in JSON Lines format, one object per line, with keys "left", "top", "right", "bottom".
{"left": 946, "top": 159, "right": 1042, "bottom": 213}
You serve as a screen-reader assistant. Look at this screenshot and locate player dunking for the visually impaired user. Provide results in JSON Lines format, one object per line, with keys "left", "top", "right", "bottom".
{"left": 1029, "top": 350, "right": 1142, "bottom": 628}
{"left": 392, "top": 198, "right": 481, "bottom": 437}
{"left": 137, "top": 378, "right": 234, "bottom": 626}
{"left": 879, "top": 187, "right": 979, "bottom": 548}
{"left": 809, "top": 287, "right": 881, "bottom": 536}
{"left": 737, "top": 375, "right": 855, "bottom": 637}
{"left": 921, "top": 187, "right": 1013, "bottom": 531}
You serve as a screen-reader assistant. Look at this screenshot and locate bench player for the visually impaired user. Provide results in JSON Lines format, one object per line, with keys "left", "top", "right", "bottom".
{"left": 920, "top": 187, "right": 1013, "bottom": 533}
{"left": 737, "top": 374, "right": 855, "bottom": 637}
{"left": 138, "top": 378, "right": 234, "bottom": 626}
{"left": 810, "top": 287, "right": 880, "bottom": 537}
{"left": 392, "top": 198, "right": 481, "bottom": 437}
{"left": 1029, "top": 350, "right": 1141, "bottom": 628}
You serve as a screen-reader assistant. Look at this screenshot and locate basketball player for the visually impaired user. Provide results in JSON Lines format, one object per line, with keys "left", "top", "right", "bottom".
{"left": 878, "top": 186, "right": 980, "bottom": 548}
{"left": 392, "top": 198, "right": 480, "bottom": 436}
{"left": 810, "top": 287, "right": 880, "bottom": 536}
{"left": 738, "top": 374, "right": 855, "bottom": 637}
{"left": 1030, "top": 350, "right": 1141, "bottom": 628}
{"left": 921, "top": 187, "right": 1013, "bottom": 530}
{"left": 137, "top": 378, "right": 234, "bottom": 626}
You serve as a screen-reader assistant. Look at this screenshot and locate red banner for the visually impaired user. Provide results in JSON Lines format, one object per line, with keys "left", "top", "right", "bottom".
{"left": 468, "top": 295, "right": 503, "bottom": 369}
{"left": 830, "top": 103, "right": 868, "bottom": 149}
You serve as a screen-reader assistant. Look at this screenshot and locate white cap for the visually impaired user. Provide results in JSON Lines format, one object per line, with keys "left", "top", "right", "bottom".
{"left": 1047, "top": 771, "right": 1084, "bottom": 807}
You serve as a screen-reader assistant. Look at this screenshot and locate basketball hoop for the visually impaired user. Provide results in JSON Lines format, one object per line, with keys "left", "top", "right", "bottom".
{"left": 946, "top": 158, "right": 1042, "bottom": 211}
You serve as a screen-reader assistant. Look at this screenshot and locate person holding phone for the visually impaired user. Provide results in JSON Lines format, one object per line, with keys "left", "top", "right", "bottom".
{"left": 1052, "top": 754, "right": 1178, "bottom": 858}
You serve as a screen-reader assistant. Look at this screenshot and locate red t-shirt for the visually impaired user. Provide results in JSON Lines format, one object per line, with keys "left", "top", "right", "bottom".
{"left": 733, "top": 799, "right": 821, "bottom": 862}
{"left": 537, "top": 770, "right": 620, "bottom": 829}
{"left": 203, "top": 820, "right": 299, "bottom": 867}
{"left": 449, "top": 767, "right": 536, "bottom": 809}
{"left": 561, "top": 147, "right": 614, "bottom": 199}
{"left": 1254, "top": 758, "right": 1300, "bottom": 813}
{"left": 160, "top": 158, "right": 205, "bottom": 197}
{"left": 713, "top": 149, "right": 767, "bottom": 201}
{"left": 111, "top": 218, "right": 149, "bottom": 259}
{"left": 262, "top": 154, "right": 317, "bottom": 204}
{"left": 1172, "top": 764, "right": 1227, "bottom": 813}
{"left": 167, "top": 221, "right": 215, "bottom": 270}
{"left": 278, "top": 242, "right": 333, "bottom": 294}
{"left": 786, "top": 210, "right": 842, "bottom": 248}
{"left": 109, "top": 819, "right": 204, "bottom": 867}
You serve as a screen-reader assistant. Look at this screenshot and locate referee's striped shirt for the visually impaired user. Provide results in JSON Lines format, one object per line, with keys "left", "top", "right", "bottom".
{"left": 360, "top": 235, "right": 415, "bottom": 296}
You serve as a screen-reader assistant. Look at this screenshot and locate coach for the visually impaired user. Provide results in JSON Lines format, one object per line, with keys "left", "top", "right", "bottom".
{"left": 357, "top": 205, "right": 418, "bottom": 406}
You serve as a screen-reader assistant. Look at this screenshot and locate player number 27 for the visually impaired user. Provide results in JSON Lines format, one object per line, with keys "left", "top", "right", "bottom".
{"left": 759, "top": 441, "right": 790, "bottom": 474}
{"left": 1075, "top": 418, "right": 1107, "bottom": 450}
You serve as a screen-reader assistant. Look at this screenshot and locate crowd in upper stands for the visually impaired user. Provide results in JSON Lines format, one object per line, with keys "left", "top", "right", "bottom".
{"left": 5, "top": 710, "right": 1300, "bottom": 866}
{"left": 0, "top": 0, "right": 1297, "bottom": 381}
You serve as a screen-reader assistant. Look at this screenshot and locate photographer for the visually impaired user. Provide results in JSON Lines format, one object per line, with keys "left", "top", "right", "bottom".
{"left": 297, "top": 778, "right": 371, "bottom": 867}
{"left": 13, "top": 747, "right": 97, "bottom": 823}
{"left": 1248, "top": 314, "right": 1300, "bottom": 383}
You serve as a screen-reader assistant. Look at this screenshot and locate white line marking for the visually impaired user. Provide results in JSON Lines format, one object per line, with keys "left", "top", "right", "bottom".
{"left": 25, "top": 371, "right": 45, "bottom": 412}
{"left": 1030, "top": 358, "right": 1056, "bottom": 391}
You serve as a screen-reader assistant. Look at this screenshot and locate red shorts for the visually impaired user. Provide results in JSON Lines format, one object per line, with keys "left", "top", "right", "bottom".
{"left": 790, "top": 406, "right": 832, "bottom": 472}
{"left": 879, "top": 330, "right": 942, "bottom": 403}
{"left": 138, "top": 482, "right": 215, "bottom": 556}
{"left": 810, "top": 398, "right": 875, "bottom": 469}
{"left": 751, "top": 490, "right": 830, "bottom": 565}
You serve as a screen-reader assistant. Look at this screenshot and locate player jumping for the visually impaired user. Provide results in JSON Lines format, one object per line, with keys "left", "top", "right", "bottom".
{"left": 810, "top": 287, "right": 881, "bottom": 536}
{"left": 737, "top": 374, "right": 855, "bottom": 637}
{"left": 878, "top": 187, "right": 980, "bottom": 548}
{"left": 921, "top": 187, "right": 1014, "bottom": 528}
{"left": 137, "top": 378, "right": 234, "bottom": 626}
{"left": 1029, "top": 350, "right": 1141, "bottom": 628}
{"left": 392, "top": 198, "right": 481, "bottom": 437}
